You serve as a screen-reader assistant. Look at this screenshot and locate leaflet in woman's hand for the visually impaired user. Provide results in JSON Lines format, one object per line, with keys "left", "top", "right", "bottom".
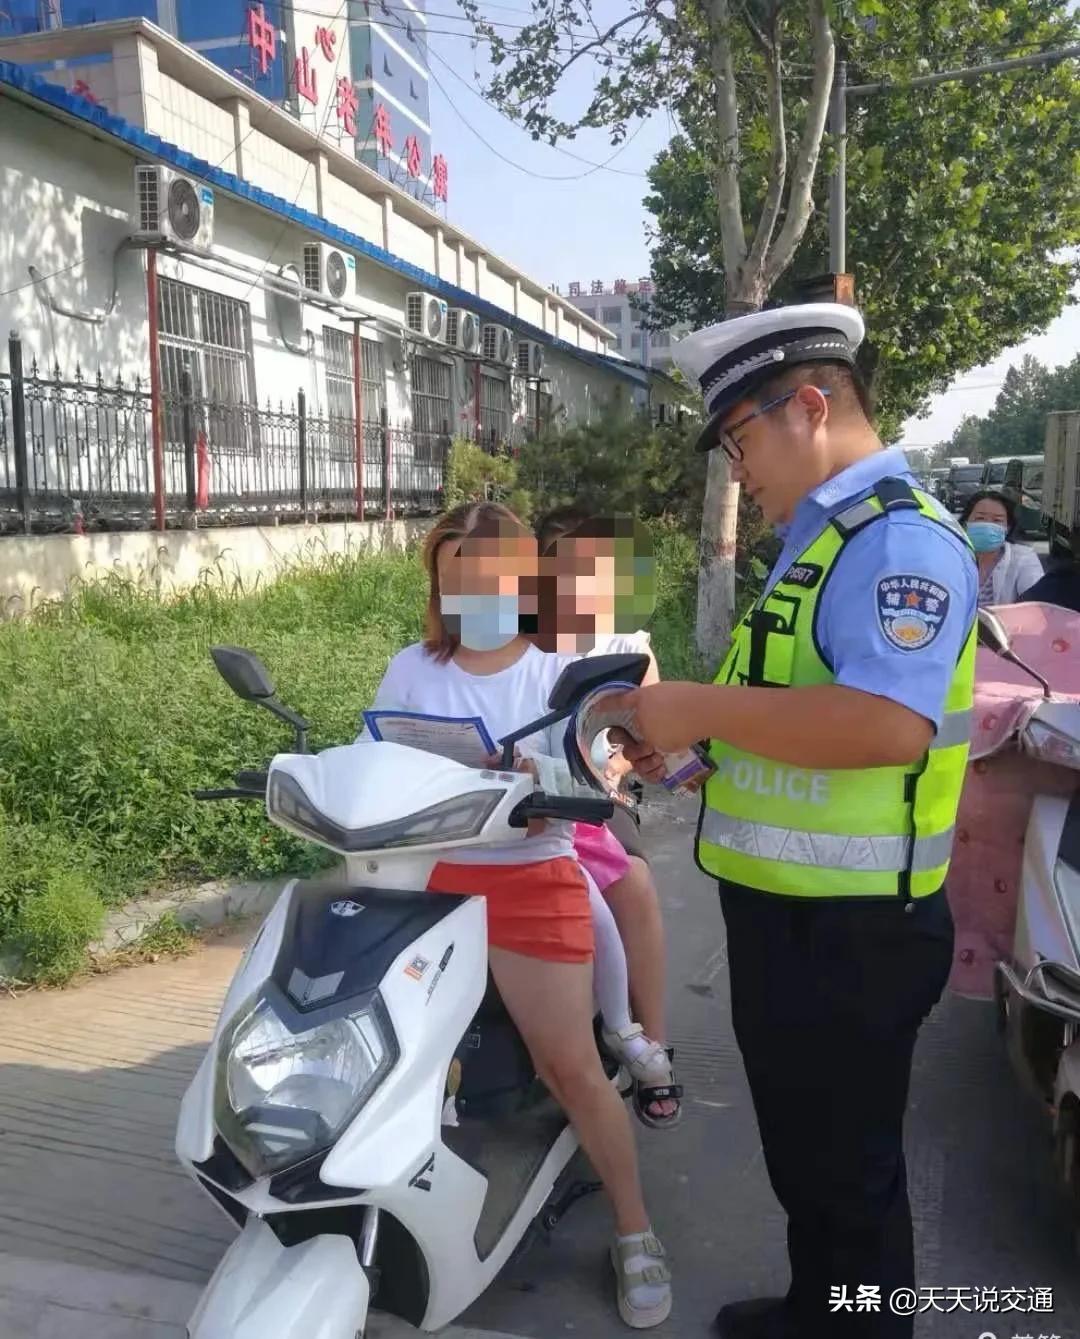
{"left": 361, "top": 710, "right": 498, "bottom": 768}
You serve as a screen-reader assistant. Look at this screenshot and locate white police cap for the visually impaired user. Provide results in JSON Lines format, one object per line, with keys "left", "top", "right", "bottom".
{"left": 672, "top": 303, "right": 866, "bottom": 454}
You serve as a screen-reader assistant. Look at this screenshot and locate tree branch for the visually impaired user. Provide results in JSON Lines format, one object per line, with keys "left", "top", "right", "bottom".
{"left": 740, "top": 5, "right": 786, "bottom": 300}
{"left": 708, "top": 0, "right": 749, "bottom": 288}
{"left": 762, "top": 0, "right": 835, "bottom": 290}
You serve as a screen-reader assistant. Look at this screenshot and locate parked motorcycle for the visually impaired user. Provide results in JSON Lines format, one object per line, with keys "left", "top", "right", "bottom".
{"left": 972, "top": 607, "right": 1080, "bottom": 1223}
{"left": 175, "top": 645, "right": 649, "bottom": 1338}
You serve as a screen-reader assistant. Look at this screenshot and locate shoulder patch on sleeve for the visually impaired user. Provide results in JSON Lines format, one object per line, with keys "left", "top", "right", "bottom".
{"left": 876, "top": 574, "right": 951, "bottom": 652}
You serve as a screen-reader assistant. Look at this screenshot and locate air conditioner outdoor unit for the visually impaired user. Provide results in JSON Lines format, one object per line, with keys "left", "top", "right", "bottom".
{"left": 302, "top": 243, "right": 354, "bottom": 300}
{"left": 447, "top": 308, "right": 480, "bottom": 354}
{"left": 407, "top": 291, "right": 448, "bottom": 341}
{"left": 483, "top": 323, "right": 514, "bottom": 366}
{"left": 134, "top": 165, "right": 214, "bottom": 249}
{"left": 516, "top": 339, "right": 544, "bottom": 377}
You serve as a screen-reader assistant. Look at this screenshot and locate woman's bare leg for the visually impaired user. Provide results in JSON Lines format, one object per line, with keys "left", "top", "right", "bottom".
{"left": 488, "top": 947, "right": 648, "bottom": 1235}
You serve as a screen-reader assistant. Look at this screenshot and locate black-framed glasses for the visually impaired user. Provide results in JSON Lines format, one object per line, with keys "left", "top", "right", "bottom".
{"left": 718, "top": 387, "right": 832, "bottom": 462}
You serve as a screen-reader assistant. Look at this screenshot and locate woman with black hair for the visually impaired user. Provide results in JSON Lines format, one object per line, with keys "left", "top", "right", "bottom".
{"left": 959, "top": 489, "right": 1044, "bottom": 605}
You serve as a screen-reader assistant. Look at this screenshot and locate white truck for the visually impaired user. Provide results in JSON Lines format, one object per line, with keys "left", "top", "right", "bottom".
{"left": 1044, "top": 411, "right": 1080, "bottom": 558}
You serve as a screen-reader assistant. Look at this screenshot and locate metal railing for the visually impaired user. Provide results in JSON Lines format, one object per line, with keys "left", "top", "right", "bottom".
{"left": 0, "top": 336, "right": 448, "bottom": 533}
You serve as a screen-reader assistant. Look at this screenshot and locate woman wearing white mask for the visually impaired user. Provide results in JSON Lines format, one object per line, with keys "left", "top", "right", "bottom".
{"left": 369, "top": 502, "right": 671, "bottom": 1330}
{"left": 959, "top": 489, "right": 1044, "bottom": 606}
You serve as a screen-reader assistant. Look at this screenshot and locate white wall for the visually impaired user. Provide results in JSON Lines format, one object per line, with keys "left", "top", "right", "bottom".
{"left": 158, "top": 72, "right": 235, "bottom": 172}
{"left": 0, "top": 518, "right": 430, "bottom": 615}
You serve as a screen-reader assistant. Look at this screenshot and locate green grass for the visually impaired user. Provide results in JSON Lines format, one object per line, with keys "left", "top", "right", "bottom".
{"left": 0, "top": 532, "right": 700, "bottom": 982}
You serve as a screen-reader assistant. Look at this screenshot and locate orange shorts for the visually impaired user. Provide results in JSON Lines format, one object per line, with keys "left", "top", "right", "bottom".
{"left": 426, "top": 857, "right": 594, "bottom": 964}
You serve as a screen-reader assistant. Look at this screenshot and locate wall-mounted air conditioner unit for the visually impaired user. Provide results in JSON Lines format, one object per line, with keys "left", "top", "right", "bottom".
{"left": 482, "top": 323, "right": 514, "bottom": 366}
{"left": 134, "top": 165, "right": 214, "bottom": 249}
{"left": 302, "top": 243, "right": 354, "bottom": 300}
{"left": 447, "top": 308, "right": 480, "bottom": 354}
{"left": 407, "top": 291, "right": 449, "bottom": 341}
{"left": 516, "top": 339, "right": 544, "bottom": 377}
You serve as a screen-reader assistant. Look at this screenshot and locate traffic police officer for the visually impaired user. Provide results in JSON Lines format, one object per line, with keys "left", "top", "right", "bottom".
{"left": 612, "top": 304, "right": 978, "bottom": 1339}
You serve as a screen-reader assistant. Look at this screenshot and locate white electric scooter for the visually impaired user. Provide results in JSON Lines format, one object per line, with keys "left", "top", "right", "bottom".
{"left": 975, "top": 609, "right": 1080, "bottom": 1225}
{"left": 175, "top": 645, "right": 649, "bottom": 1338}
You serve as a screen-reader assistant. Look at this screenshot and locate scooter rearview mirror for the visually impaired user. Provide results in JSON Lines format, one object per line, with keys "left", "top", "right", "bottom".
{"left": 975, "top": 609, "right": 1053, "bottom": 699}
{"left": 546, "top": 653, "right": 650, "bottom": 713}
{"left": 211, "top": 646, "right": 277, "bottom": 701}
{"left": 210, "top": 646, "right": 313, "bottom": 752}
{"left": 496, "top": 654, "right": 650, "bottom": 771}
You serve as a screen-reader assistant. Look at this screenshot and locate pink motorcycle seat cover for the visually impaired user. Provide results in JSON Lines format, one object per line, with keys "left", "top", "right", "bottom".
{"left": 948, "top": 603, "right": 1080, "bottom": 999}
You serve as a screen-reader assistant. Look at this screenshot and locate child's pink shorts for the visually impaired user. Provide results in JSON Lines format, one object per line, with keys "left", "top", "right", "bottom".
{"left": 573, "top": 820, "right": 631, "bottom": 892}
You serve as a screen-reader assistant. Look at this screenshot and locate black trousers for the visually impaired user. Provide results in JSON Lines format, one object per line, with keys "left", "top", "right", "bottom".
{"left": 718, "top": 880, "right": 955, "bottom": 1339}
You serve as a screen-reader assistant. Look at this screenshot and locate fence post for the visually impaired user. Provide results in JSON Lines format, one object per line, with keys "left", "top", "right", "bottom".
{"left": 8, "top": 333, "right": 31, "bottom": 534}
{"left": 297, "top": 388, "right": 308, "bottom": 517}
{"left": 352, "top": 323, "right": 365, "bottom": 522}
{"left": 181, "top": 369, "right": 197, "bottom": 513}
{"left": 146, "top": 249, "right": 166, "bottom": 532}
{"left": 383, "top": 406, "right": 392, "bottom": 521}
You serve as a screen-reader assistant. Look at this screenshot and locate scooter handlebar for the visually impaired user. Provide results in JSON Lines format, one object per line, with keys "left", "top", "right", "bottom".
{"left": 508, "top": 792, "right": 614, "bottom": 828}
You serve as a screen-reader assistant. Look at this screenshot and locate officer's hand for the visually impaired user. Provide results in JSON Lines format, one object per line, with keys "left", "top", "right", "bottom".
{"left": 608, "top": 730, "right": 668, "bottom": 785}
{"left": 606, "top": 684, "right": 710, "bottom": 757}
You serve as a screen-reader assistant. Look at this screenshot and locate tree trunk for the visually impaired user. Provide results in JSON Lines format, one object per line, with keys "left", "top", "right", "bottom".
{"left": 695, "top": 297, "right": 761, "bottom": 666}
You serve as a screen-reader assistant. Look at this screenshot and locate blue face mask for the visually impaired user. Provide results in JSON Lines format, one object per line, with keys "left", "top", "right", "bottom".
{"left": 441, "top": 593, "right": 520, "bottom": 651}
{"left": 966, "top": 521, "right": 1007, "bottom": 554}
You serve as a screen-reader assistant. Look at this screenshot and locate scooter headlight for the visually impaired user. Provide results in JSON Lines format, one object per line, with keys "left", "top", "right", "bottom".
{"left": 216, "top": 993, "right": 397, "bottom": 1178}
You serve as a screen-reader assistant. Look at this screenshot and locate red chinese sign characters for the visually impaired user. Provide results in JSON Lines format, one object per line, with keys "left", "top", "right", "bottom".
{"left": 374, "top": 103, "right": 393, "bottom": 155}
{"left": 246, "top": 2, "right": 276, "bottom": 79}
{"left": 613, "top": 278, "right": 628, "bottom": 294}
{"left": 336, "top": 76, "right": 358, "bottom": 137}
{"left": 404, "top": 133, "right": 423, "bottom": 178}
{"left": 432, "top": 153, "right": 448, "bottom": 202}
{"left": 314, "top": 25, "right": 336, "bottom": 61}
{"left": 71, "top": 79, "right": 99, "bottom": 104}
{"left": 295, "top": 45, "right": 317, "bottom": 106}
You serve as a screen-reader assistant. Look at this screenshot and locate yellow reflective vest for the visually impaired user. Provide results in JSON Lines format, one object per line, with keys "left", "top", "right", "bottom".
{"left": 695, "top": 479, "right": 976, "bottom": 899}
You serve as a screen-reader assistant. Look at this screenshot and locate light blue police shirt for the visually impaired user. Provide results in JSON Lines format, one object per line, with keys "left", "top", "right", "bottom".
{"left": 764, "top": 447, "right": 978, "bottom": 731}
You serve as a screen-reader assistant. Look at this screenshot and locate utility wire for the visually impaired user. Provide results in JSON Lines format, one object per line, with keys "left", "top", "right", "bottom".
{"left": 425, "top": 40, "right": 651, "bottom": 177}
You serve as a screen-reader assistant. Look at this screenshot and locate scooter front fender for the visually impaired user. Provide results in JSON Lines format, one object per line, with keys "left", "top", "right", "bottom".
{"left": 186, "top": 1218, "right": 369, "bottom": 1339}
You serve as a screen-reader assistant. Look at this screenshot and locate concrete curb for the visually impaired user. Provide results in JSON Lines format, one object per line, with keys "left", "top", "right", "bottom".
{"left": 90, "top": 874, "right": 292, "bottom": 955}
{"left": 0, "top": 1251, "right": 526, "bottom": 1338}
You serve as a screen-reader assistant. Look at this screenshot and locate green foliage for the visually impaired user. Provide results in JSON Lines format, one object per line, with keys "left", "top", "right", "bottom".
{"left": 7, "top": 854, "right": 105, "bottom": 986}
{"left": 517, "top": 414, "right": 704, "bottom": 524}
{"left": 644, "top": 1, "right": 1080, "bottom": 439}
{"left": 0, "top": 549, "right": 428, "bottom": 974}
{"left": 942, "top": 350, "right": 1080, "bottom": 462}
{"left": 137, "top": 911, "right": 197, "bottom": 959}
{"left": 444, "top": 438, "right": 530, "bottom": 518}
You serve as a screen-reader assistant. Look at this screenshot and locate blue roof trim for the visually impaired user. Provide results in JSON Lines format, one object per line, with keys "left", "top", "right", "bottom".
{"left": 0, "top": 57, "right": 641, "bottom": 384}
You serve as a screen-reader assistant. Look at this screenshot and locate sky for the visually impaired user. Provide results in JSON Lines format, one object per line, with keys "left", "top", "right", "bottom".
{"left": 425, "top": 3, "right": 1080, "bottom": 452}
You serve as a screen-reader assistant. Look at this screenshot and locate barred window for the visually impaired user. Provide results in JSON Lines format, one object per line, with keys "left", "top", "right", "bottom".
{"left": 478, "top": 372, "right": 511, "bottom": 447}
{"left": 158, "top": 278, "right": 256, "bottom": 453}
{"left": 411, "top": 354, "right": 452, "bottom": 462}
{"left": 323, "top": 329, "right": 386, "bottom": 461}
{"left": 525, "top": 385, "right": 553, "bottom": 437}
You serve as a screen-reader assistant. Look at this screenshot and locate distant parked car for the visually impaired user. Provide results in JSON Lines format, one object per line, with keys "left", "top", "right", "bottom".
{"left": 980, "top": 456, "right": 1013, "bottom": 490}
{"left": 1003, "top": 455, "right": 1045, "bottom": 537}
{"left": 945, "top": 462, "right": 984, "bottom": 512}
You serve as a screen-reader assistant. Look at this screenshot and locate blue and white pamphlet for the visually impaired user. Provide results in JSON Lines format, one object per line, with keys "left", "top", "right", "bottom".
{"left": 361, "top": 709, "right": 498, "bottom": 769}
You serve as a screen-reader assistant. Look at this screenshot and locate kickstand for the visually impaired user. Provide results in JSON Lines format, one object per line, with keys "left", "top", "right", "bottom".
{"left": 541, "top": 1179, "right": 602, "bottom": 1233}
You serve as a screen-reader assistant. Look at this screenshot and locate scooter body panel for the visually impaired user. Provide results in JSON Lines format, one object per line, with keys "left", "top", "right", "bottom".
{"left": 1015, "top": 795, "right": 1075, "bottom": 973}
{"left": 186, "top": 1219, "right": 369, "bottom": 1339}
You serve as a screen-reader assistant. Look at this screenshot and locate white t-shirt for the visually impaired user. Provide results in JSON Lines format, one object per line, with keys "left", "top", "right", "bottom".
{"left": 370, "top": 641, "right": 577, "bottom": 866}
{"left": 588, "top": 630, "right": 652, "bottom": 658}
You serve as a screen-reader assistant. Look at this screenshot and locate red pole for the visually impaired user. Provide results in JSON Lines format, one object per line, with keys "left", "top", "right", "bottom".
{"left": 353, "top": 323, "right": 365, "bottom": 521}
{"left": 146, "top": 248, "right": 165, "bottom": 532}
{"left": 473, "top": 361, "right": 481, "bottom": 445}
